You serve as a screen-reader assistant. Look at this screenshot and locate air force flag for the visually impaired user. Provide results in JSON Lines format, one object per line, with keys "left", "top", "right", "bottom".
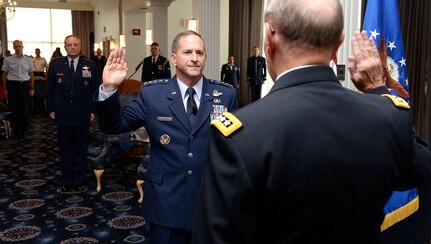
{"left": 363, "top": 0, "right": 418, "bottom": 231}
{"left": 363, "top": 0, "right": 409, "bottom": 100}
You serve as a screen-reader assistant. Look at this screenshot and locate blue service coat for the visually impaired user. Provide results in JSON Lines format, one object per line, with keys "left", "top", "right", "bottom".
{"left": 193, "top": 66, "right": 429, "bottom": 243}
{"left": 246, "top": 55, "right": 266, "bottom": 85}
{"left": 95, "top": 76, "right": 238, "bottom": 230}
{"left": 221, "top": 63, "right": 240, "bottom": 88}
{"left": 46, "top": 56, "right": 99, "bottom": 126}
{"left": 141, "top": 55, "right": 171, "bottom": 82}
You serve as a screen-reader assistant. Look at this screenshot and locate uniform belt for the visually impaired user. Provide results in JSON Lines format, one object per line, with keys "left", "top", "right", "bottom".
{"left": 8, "top": 80, "right": 29, "bottom": 83}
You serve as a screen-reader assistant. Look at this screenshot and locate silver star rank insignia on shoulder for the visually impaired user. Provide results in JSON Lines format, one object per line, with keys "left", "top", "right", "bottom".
{"left": 210, "top": 112, "right": 243, "bottom": 137}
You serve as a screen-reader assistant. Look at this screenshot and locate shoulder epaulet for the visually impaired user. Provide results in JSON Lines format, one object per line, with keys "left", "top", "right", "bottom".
{"left": 210, "top": 112, "right": 243, "bottom": 137}
{"left": 144, "top": 79, "right": 169, "bottom": 86}
{"left": 209, "top": 79, "right": 233, "bottom": 88}
{"left": 381, "top": 94, "right": 410, "bottom": 109}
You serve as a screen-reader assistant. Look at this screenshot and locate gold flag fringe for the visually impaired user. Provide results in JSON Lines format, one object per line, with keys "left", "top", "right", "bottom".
{"left": 380, "top": 195, "right": 419, "bottom": 231}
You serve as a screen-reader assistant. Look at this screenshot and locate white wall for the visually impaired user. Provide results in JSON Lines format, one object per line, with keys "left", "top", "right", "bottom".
{"left": 219, "top": 0, "right": 229, "bottom": 73}
{"left": 167, "top": 0, "right": 193, "bottom": 76}
{"left": 338, "top": 0, "right": 363, "bottom": 91}
{"left": 123, "top": 11, "right": 148, "bottom": 79}
{"left": 93, "top": 0, "right": 120, "bottom": 55}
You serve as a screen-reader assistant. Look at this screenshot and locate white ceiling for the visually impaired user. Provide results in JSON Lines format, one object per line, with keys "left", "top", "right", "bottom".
{"left": 20, "top": 0, "right": 93, "bottom": 2}
{"left": 17, "top": 0, "right": 95, "bottom": 10}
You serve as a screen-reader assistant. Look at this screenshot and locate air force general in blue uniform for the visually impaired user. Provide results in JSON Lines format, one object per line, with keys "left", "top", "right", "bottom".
{"left": 96, "top": 76, "right": 237, "bottom": 239}
{"left": 46, "top": 36, "right": 99, "bottom": 192}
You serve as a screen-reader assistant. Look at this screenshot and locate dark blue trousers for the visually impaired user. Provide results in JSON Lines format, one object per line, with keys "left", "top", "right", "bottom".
{"left": 149, "top": 222, "right": 192, "bottom": 244}
{"left": 250, "top": 81, "right": 262, "bottom": 102}
{"left": 56, "top": 125, "right": 89, "bottom": 185}
{"left": 7, "top": 80, "right": 30, "bottom": 136}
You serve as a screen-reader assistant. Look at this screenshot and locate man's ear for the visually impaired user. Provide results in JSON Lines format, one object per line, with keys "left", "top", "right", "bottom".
{"left": 264, "top": 22, "right": 275, "bottom": 61}
{"left": 170, "top": 53, "right": 177, "bottom": 67}
{"left": 332, "top": 31, "right": 345, "bottom": 59}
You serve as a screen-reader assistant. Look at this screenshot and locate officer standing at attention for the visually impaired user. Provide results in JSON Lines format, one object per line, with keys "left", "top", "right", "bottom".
{"left": 221, "top": 55, "right": 240, "bottom": 88}
{"left": 246, "top": 46, "right": 266, "bottom": 102}
{"left": 192, "top": 0, "right": 430, "bottom": 243}
{"left": 91, "top": 48, "right": 107, "bottom": 81}
{"left": 46, "top": 35, "right": 100, "bottom": 193}
{"left": 141, "top": 42, "right": 171, "bottom": 83}
{"left": 1, "top": 40, "right": 35, "bottom": 138}
{"left": 96, "top": 30, "right": 238, "bottom": 243}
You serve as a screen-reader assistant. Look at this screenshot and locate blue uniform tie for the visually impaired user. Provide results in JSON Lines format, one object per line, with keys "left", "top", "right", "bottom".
{"left": 70, "top": 60, "right": 75, "bottom": 74}
{"left": 186, "top": 88, "right": 198, "bottom": 125}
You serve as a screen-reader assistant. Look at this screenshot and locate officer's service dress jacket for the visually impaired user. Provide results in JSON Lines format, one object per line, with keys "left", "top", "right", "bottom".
{"left": 141, "top": 55, "right": 171, "bottom": 83}
{"left": 95, "top": 76, "right": 238, "bottom": 231}
{"left": 221, "top": 63, "right": 240, "bottom": 88}
{"left": 46, "top": 56, "right": 99, "bottom": 126}
{"left": 246, "top": 55, "right": 266, "bottom": 85}
{"left": 193, "top": 66, "right": 428, "bottom": 243}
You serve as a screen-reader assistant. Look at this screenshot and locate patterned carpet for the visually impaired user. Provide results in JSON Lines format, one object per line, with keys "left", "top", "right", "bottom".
{"left": 0, "top": 113, "right": 149, "bottom": 243}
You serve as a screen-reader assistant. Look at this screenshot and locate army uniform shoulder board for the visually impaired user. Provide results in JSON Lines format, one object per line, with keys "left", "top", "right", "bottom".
{"left": 210, "top": 79, "right": 233, "bottom": 88}
{"left": 144, "top": 79, "right": 169, "bottom": 86}
{"left": 210, "top": 112, "right": 243, "bottom": 137}
{"left": 381, "top": 94, "right": 410, "bottom": 109}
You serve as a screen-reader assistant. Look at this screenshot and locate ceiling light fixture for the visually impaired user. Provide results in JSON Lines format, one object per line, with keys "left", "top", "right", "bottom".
{"left": 0, "top": 0, "right": 17, "bottom": 21}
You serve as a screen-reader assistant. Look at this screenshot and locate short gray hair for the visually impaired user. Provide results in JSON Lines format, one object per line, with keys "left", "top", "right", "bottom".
{"left": 264, "top": 0, "right": 343, "bottom": 50}
{"left": 171, "top": 30, "right": 206, "bottom": 53}
{"left": 64, "top": 35, "right": 81, "bottom": 44}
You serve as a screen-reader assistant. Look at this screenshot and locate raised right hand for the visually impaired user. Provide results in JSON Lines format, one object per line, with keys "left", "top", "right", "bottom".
{"left": 347, "top": 31, "right": 385, "bottom": 93}
{"left": 102, "top": 48, "right": 129, "bottom": 92}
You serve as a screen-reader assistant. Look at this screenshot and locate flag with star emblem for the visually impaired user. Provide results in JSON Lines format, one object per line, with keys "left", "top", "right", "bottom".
{"left": 363, "top": 0, "right": 409, "bottom": 100}
{"left": 363, "top": 0, "right": 418, "bottom": 232}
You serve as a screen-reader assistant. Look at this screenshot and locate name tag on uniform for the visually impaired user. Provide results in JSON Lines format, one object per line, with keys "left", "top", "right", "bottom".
{"left": 157, "top": 116, "right": 173, "bottom": 122}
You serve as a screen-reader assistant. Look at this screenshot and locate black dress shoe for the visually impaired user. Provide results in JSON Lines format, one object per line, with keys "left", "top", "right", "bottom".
{"left": 73, "top": 185, "right": 86, "bottom": 192}
{"left": 59, "top": 185, "right": 72, "bottom": 193}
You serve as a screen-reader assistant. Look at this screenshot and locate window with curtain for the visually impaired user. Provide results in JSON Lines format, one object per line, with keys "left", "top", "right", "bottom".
{"left": 6, "top": 7, "right": 72, "bottom": 60}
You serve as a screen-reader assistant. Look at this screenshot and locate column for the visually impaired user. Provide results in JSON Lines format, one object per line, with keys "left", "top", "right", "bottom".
{"left": 150, "top": 0, "right": 175, "bottom": 57}
{"left": 338, "top": 0, "right": 362, "bottom": 91}
{"left": 193, "top": 0, "right": 220, "bottom": 80}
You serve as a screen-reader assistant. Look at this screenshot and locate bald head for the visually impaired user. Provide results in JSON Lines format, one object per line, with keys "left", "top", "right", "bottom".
{"left": 264, "top": 0, "right": 343, "bottom": 50}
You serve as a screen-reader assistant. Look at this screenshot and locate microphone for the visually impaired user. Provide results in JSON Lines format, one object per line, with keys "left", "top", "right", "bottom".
{"left": 135, "top": 61, "right": 143, "bottom": 71}
{"left": 127, "top": 61, "right": 144, "bottom": 80}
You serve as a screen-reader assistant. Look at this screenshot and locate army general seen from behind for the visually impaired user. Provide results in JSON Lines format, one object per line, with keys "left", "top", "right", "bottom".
{"left": 192, "top": 0, "right": 431, "bottom": 243}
